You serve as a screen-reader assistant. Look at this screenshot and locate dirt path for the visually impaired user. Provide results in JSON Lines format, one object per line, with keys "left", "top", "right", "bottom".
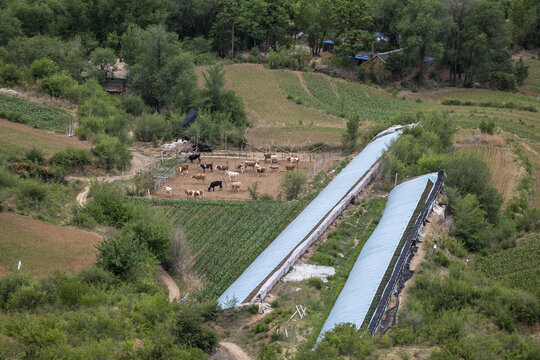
{"left": 219, "top": 342, "right": 252, "bottom": 360}
{"left": 160, "top": 271, "right": 180, "bottom": 302}
{"left": 74, "top": 151, "right": 153, "bottom": 206}
{"left": 296, "top": 72, "right": 313, "bottom": 96}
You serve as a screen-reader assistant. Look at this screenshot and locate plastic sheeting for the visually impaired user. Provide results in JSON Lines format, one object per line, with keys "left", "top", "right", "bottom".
{"left": 317, "top": 173, "right": 439, "bottom": 341}
{"left": 217, "top": 127, "right": 403, "bottom": 308}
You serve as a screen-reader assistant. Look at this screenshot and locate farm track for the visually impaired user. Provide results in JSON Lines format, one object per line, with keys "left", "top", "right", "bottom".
{"left": 160, "top": 270, "right": 180, "bottom": 302}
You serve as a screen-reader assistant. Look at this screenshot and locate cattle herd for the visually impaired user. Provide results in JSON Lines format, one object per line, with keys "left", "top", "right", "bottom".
{"left": 163, "top": 152, "right": 301, "bottom": 199}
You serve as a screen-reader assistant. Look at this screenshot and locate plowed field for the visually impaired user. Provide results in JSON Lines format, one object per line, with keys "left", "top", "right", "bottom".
{"left": 0, "top": 213, "right": 101, "bottom": 277}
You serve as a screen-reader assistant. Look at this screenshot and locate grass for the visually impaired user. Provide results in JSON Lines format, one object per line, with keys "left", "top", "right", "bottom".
{"left": 0, "top": 212, "right": 102, "bottom": 277}
{"left": 0, "top": 94, "right": 71, "bottom": 133}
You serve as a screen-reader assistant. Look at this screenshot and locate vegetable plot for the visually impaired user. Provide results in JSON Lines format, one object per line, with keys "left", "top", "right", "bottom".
{"left": 157, "top": 199, "right": 303, "bottom": 300}
{"left": 0, "top": 94, "right": 71, "bottom": 133}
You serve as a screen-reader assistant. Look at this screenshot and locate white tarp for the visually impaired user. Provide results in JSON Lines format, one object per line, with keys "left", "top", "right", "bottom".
{"left": 217, "top": 126, "right": 404, "bottom": 308}
{"left": 317, "top": 172, "right": 439, "bottom": 341}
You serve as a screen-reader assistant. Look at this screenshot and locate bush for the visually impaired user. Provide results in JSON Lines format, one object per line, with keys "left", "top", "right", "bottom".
{"left": 50, "top": 147, "right": 92, "bottom": 172}
{"left": 445, "top": 152, "right": 502, "bottom": 223}
{"left": 341, "top": 115, "right": 360, "bottom": 154}
{"left": 121, "top": 209, "right": 172, "bottom": 266}
{"left": 0, "top": 63, "right": 22, "bottom": 86}
{"left": 175, "top": 309, "right": 219, "bottom": 353}
{"left": 0, "top": 273, "right": 30, "bottom": 309}
{"left": 121, "top": 93, "right": 147, "bottom": 116}
{"left": 40, "top": 71, "right": 81, "bottom": 101}
{"left": 479, "top": 119, "right": 495, "bottom": 134}
{"left": 30, "top": 58, "right": 59, "bottom": 79}
{"left": 451, "top": 193, "right": 490, "bottom": 251}
{"left": 96, "top": 235, "right": 153, "bottom": 279}
{"left": 84, "top": 182, "right": 135, "bottom": 227}
{"left": 513, "top": 58, "right": 529, "bottom": 86}
{"left": 134, "top": 113, "right": 171, "bottom": 141}
{"left": 25, "top": 147, "right": 45, "bottom": 165}
{"left": 280, "top": 171, "right": 307, "bottom": 200}
{"left": 6, "top": 284, "right": 47, "bottom": 311}
{"left": 254, "top": 322, "right": 269, "bottom": 334}
{"left": 490, "top": 72, "right": 516, "bottom": 91}
{"left": 92, "top": 134, "right": 131, "bottom": 170}
{"left": 308, "top": 277, "right": 323, "bottom": 290}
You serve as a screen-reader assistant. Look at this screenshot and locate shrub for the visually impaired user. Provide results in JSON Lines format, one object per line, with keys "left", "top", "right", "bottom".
{"left": 6, "top": 284, "right": 46, "bottom": 311}
{"left": 308, "top": 277, "right": 323, "bottom": 290}
{"left": 513, "top": 58, "right": 529, "bottom": 86}
{"left": 50, "top": 147, "right": 92, "bottom": 172}
{"left": 121, "top": 93, "right": 147, "bottom": 116}
{"left": 30, "top": 58, "right": 59, "bottom": 79}
{"left": 40, "top": 71, "right": 81, "bottom": 101}
{"left": 25, "top": 147, "right": 45, "bottom": 165}
{"left": 175, "top": 309, "right": 219, "bottom": 353}
{"left": 134, "top": 113, "right": 171, "bottom": 141}
{"left": 0, "top": 273, "right": 30, "bottom": 309}
{"left": 56, "top": 278, "right": 87, "bottom": 307}
{"left": 280, "top": 171, "right": 307, "bottom": 200}
{"left": 479, "top": 119, "right": 495, "bottom": 134}
{"left": 490, "top": 72, "right": 516, "bottom": 91}
{"left": 341, "top": 115, "right": 360, "bottom": 154}
{"left": 451, "top": 193, "right": 490, "bottom": 251}
{"left": 0, "top": 63, "right": 22, "bottom": 86}
{"left": 254, "top": 322, "right": 269, "bottom": 334}
{"left": 84, "top": 182, "right": 135, "bottom": 227}
{"left": 92, "top": 134, "right": 131, "bottom": 170}
{"left": 0, "top": 167, "right": 17, "bottom": 188}
{"left": 121, "top": 209, "right": 172, "bottom": 266}
{"left": 96, "top": 234, "right": 153, "bottom": 279}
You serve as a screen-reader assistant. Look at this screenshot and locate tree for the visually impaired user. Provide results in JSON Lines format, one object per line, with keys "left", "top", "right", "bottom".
{"left": 395, "top": 0, "right": 451, "bottom": 83}
{"left": 96, "top": 235, "right": 153, "bottom": 279}
{"left": 0, "top": 13, "right": 22, "bottom": 46}
{"left": 331, "top": 0, "right": 373, "bottom": 37}
{"left": 280, "top": 171, "right": 307, "bottom": 200}
{"left": 451, "top": 193, "right": 490, "bottom": 251}
{"left": 513, "top": 57, "right": 529, "bottom": 85}
{"left": 294, "top": 0, "right": 333, "bottom": 55}
{"left": 210, "top": 0, "right": 240, "bottom": 57}
{"left": 236, "top": 0, "right": 267, "bottom": 49}
{"left": 341, "top": 115, "right": 361, "bottom": 154}
{"left": 120, "top": 24, "right": 142, "bottom": 65}
{"left": 89, "top": 47, "right": 117, "bottom": 79}
{"left": 128, "top": 25, "right": 199, "bottom": 112}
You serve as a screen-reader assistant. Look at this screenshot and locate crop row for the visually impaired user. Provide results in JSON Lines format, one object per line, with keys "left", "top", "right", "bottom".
{"left": 0, "top": 94, "right": 71, "bottom": 133}
{"left": 160, "top": 200, "right": 304, "bottom": 300}
{"left": 474, "top": 236, "right": 539, "bottom": 292}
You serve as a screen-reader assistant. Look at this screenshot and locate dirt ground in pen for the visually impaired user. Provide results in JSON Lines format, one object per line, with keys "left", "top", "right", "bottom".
{"left": 153, "top": 154, "right": 340, "bottom": 201}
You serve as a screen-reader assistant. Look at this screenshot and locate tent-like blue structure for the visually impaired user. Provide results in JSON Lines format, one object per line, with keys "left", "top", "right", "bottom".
{"left": 317, "top": 172, "right": 442, "bottom": 342}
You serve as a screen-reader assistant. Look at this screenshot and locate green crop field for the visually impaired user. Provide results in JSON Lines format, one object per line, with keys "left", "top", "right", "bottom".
{"left": 147, "top": 199, "right": 304, "bottom": 300}
{"left": 0, "top": 94, "right": 71, "bottom": 133}
{"left": 196, "top": 64, "right": 426, "bottom": 146}
{"left": 474, "top": 235, "right": 540, "bottom": 294}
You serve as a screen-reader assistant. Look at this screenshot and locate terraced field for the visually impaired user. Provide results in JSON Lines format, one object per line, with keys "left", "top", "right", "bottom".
{"left": 196, "top": 64, "right": 423, "bottom": 146}
{"left": 147, "top": 199, "right": 304, "bottom": 300}
{"left": 459, "top": 143, "right": 521, "bottom": 202}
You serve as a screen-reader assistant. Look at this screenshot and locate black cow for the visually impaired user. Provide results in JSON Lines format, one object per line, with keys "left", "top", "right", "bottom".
{"left": 200, "top": 163, "right": 213, "bottom": 172}
{"left": 208, "top": 180, "right": 223, "bottom": 191}
{"left": 188, "top": 154, "right": 201, "bottom": 163}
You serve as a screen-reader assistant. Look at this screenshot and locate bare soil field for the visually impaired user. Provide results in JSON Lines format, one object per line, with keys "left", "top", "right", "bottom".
{"left": 153, "top": 154, "right": 340, "bottom": 201}
{"left": 0, "top": 212, "right": 102, "bottom": 277}
{"left": 0, "top": 118, "right": 88, "bottom": 156}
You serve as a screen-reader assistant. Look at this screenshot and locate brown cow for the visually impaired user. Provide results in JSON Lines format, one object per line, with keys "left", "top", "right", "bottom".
{"left": 245, "top": 160, "right": 259, "bottom": 171}
{"left": 191, "top": 174, "right": 206, "bottom": 183}
{"left": 255, "top": 166, "right": 267, "bottom": 177}
{"left": 178, "top": 163, "right": 189, "bottom": 175}
{"left": 216, "top": 164, "right": 229, "bottom": 173}
{"left": 285, "top": 164, "right": 296, "bottom": 171}
{"left": 270, "top": 165, "right": 279, "bottom": 172}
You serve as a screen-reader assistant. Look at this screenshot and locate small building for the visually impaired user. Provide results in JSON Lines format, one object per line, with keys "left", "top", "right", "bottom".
{"left": 103, "top": 59, "right": 127, "bottom": 94}
{"left": 322, "top": 40, "right": 334, "bottom": 52}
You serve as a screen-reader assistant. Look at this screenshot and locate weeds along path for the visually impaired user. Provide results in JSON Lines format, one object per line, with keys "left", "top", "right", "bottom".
{"left": 74, "top": 151, "right": 153, "bottom": 206}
